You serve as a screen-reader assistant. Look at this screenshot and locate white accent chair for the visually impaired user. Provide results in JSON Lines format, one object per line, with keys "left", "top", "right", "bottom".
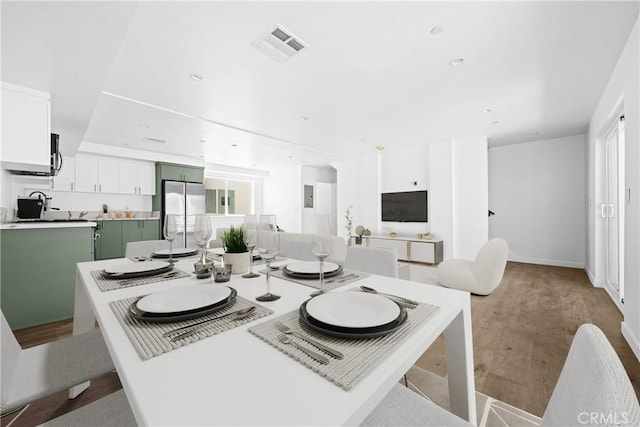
{"left": 1, "top": 312, "right": 115, "bottom": 415}
{"left": 38, "top": 389, "right": 135, "bottom": 426}
{"left": 345, "top": 246, "right": 398, "bottom": 278}
{"left": 124, "top": 239, "right": 169, "bottom": 257}
{"left": 437, "top": 238, "right": 508, "bottom": 295}
{"left": 362, "top": 324, "right": 640, "bottom": 426}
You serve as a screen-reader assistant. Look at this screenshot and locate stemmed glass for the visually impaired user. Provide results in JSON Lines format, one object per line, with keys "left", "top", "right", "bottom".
{"left": 242, "top": 221, "right": 260, "bottom": 278}
{"left": 194, "top": 214, "right": 212, "bottom": 264}
{"left": 256, "top": 230, "right": 280, "bottom": 301}
{"left": 163, "top": 214, "right": 178, "bottom": 264}
{"left": 310, "top": 214, "right": 332, "bottom": 296}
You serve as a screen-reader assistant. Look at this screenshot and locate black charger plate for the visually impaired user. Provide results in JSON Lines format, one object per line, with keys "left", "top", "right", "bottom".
{"left": 298, "top": 299, "right": 407, "bottom": 339}
{"left": 128, "top": 287, "right": 237, "bottom": 323}
{"left": 100, "top": 264, "right": 173, "bottom": 280}
{"left": 283, "top": 264, "right": 343, "bottom": 280}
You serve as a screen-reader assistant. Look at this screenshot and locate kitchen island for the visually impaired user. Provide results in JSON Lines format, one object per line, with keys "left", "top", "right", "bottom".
{"left": 0, "top": 221, "right": 96, "bottom": 329}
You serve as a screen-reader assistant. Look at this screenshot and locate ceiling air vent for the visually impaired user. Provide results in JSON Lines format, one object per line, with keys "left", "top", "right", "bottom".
{"left": 144, "top": 136, "right": 167, "bottom": 144}
{"left": 252, "top": 24, "right": 308, "bottom": 63}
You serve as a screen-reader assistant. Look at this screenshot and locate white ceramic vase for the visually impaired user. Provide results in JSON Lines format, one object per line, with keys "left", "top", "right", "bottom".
{"left": 222, "top": 252, "right": 250, "bottom": 275}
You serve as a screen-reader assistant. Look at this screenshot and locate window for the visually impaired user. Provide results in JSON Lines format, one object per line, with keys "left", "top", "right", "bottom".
{"left": 204, "top": 177, "right": 254, "bottom": 216}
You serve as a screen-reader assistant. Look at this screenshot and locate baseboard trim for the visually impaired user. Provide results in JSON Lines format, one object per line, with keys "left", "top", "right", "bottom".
{"left": 507, "top": 256, "right": 584, "bottom": 269}
{"left": 622, "top": 322, "right": 640, "bottom": 363}
{"left": 603, "top": 283, "right": 623, "bottom": 313}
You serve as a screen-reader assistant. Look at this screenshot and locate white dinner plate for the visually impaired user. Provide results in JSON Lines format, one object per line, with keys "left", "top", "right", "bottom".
{"left": 285, "top": 261, "right": 340, "bottom": 275}
{"left": 305, "top": 292, "right": 400, "bottom": 328}
{"left": 152, "top": 247, "right": 199, "bottom": 256}
{"left": 136, "top": 284, "right": 232, "bottom": 314}
{"left": 104, "top": 261, "right": 171, "bottom": 275}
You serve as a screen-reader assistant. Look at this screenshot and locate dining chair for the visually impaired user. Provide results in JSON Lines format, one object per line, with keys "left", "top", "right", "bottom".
{"left": 38, "top": 389, "right": 136, "bottom": 426}
{"left": 281, "top": 240, "right": 316, "bottom": 261}
{"left": 361, "top": 323, "right": 640, "bottom": 426}
{"left": 437, "top": 238, "right": 508, "bottom": 295}
{"left": 345, "top": 246, "right": 398, "bottom": 278}
{"left": 124, "top": 239, "right": 169, "bottom": 257}
{"left": 1, "top": 311, "right": 115, "bottom": 415}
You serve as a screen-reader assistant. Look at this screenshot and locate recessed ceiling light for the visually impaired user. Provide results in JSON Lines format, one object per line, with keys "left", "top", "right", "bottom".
{"left": 529, "top": 131, "right": 540, "bottom": 136}
{"left": 481, "top": 109, "right": 492, "bottom": 114}
{"left": 288, "top": 155, "right": 293, "bottom": 159}
{"left": 138, "top": 123, "right": 150, "bottom": 128}
{"left": 430, "top": 25, "right": 444, "bottom": 35}
{"left": 449, "top": 58, "right": 464, "bottom": 67}
{"left": 231, "top": 143, "right": 238, "bottom": 147}
{"left": 299, "top": 116, "right": 309, "bottom": 121}
{"left": 491, "top": 121, "right": 500, "bottom": 125}
{"left": 190, "top": 73, "right": 204, "bottom": 82}
{"left": 200, "top": 139, "right": 206, "bottom": 143}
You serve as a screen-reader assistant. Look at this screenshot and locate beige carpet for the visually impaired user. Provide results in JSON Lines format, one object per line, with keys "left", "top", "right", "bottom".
{"left": 406, "top": 365, "right": 541, "bottom": 426}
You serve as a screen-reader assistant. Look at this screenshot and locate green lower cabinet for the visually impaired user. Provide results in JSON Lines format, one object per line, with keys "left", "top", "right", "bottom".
{"left": 97, "top": 221, "right": 123, "bottom": 260}
{"left": 1, "top": 226, "right": 94, "bottom": 329}
{"left": 96, "top": 220, "right": 160, "bottom": 260}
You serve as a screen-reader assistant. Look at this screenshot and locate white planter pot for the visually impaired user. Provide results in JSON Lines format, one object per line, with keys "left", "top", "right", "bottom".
{"left": 222, "top": 252, "right": 250, "bottom": 275}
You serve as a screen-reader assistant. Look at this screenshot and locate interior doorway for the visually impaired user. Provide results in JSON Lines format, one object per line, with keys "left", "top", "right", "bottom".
{"left": 601, "top": 115, "right": 625, "bottom": 305}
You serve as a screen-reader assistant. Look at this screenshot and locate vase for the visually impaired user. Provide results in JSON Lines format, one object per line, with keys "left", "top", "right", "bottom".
{"left": 222, "top": 252, "right": 250, "bottom": 274}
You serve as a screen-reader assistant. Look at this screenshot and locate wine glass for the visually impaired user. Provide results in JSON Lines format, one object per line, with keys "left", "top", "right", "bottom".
{"left": 310, "top": 214, "right": 332, "bottom": 296}
{"left": 163, "top": 214, "right": 178, "bottom": 263}
{"left": 194, "top": 214, "right": 212, "bottom": 264}
{"left": 242, "top": 221, "right": 260, "bottom": 278}
{"left": 256, "top": 230, "right": 280, "bottom": 301}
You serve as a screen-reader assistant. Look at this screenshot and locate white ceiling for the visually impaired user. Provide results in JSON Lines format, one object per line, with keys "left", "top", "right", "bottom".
{"left": 2, "top": 1, "right": 638, "bottom": 170}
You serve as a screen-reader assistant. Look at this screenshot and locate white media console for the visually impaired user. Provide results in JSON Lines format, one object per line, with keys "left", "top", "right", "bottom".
{"left": 351, "top": 235, "right": 443, "bottom": 264}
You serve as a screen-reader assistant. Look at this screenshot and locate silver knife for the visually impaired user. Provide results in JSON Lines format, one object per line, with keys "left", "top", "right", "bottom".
{"left": 162, "top": 306, "right": 256, "bottom": 338}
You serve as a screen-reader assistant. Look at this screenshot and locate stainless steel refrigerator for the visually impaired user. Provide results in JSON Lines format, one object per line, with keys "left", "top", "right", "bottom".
{"left": 162, "top": 181, "right": 206, "bottom": 248}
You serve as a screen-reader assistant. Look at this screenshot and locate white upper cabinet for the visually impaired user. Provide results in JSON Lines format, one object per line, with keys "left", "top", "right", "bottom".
{"left": 1, "top": 82, "right": 51, "bottom": 173}
{"left": 52, "top": 156, "right": 75, "bottom": 192}
{"left": 119, "top": 160, "right": 155, "bottom": 195}
{"left": 75, "top": 156, "right": 119, "bottom": 193}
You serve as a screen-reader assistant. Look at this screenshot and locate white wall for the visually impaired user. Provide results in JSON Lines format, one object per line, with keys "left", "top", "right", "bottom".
{"left": 452, "top": 137, "right": 489, "bottom": 259}
{"left": 489, "top": 135, "right": 586, "bottom": 267}
{"left": 301, "top": 166, "right": 337, "bottom": 234}
{"left": 429, "top": 142, "right": 454, "bottom": 258}
{"left": 334, "top": 151, "right": 379, "bottom": 241}
{"left": 262, "top": 164, "right": 302, "bottom": 233}
{"left": 587, "top": 17, "right": 640, "bottom": 359}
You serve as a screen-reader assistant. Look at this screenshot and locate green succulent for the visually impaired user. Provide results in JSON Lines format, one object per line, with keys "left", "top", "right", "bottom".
{"left": 222, "top": 226, "right": 247, "bottom": 253}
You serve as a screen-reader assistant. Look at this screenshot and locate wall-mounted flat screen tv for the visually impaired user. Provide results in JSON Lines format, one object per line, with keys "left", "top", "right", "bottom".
{"left": 381, "top": 190, "right": 428, "bottom": 222}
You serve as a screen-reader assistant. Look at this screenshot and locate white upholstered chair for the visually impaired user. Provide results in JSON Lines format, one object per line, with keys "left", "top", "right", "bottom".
{"left": 345, "top": 246, "right": 398, "bottom": 278}
{"left": 124, "top": 239, "right": 169, "bottom": 257}
{"left": 362, "top": 324, "right": 640, "bottom": 426}
{"left": 437, "top": 238, "right": 508, "bottom": 295}
{"left": 1, "top": 312, "right": 115, "bottom": 415}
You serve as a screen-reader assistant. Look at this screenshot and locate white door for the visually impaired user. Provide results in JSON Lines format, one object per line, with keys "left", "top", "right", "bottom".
{"left": 315, "top": 182, "right": 336, "bottom": 235}
{"left": 603, "top": 117, "right": 625, "bottom": 302}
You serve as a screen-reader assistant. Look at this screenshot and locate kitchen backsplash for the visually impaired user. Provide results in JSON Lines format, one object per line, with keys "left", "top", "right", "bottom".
{"left": 2, "top": 175, "right": 153, "bottom": 221}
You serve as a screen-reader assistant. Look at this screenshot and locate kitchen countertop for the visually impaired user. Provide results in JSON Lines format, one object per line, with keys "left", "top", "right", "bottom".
{"left": 0, "top": 221, "right": 98, "bottom": 230}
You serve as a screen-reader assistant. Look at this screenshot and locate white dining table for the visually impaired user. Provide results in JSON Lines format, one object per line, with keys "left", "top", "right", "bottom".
{"left": 71, "top": 256, "right": 477, "bottom": 426}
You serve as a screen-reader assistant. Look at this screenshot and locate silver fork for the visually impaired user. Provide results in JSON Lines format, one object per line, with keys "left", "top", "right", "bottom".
{"left": 276, "top": 334, "right": 329, "bottom": 365}
{"left": 273, "top": 321, "right": 343, "bottom": 359}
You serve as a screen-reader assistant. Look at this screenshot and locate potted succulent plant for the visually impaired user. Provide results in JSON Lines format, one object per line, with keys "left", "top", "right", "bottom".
{"left": 221, "top": 226, "right": 250, "bottom": 274}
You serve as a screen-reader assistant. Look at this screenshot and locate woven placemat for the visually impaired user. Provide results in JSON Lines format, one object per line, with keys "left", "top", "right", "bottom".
{"left": 110, "top": 294, "right": 273, "bottom": 360}
{"left": 248, "top": 301, "right": 439, "bottom": 391}
{"left": 264, "top": 268, "right": 370, "bottom": 291}
{"left": 91, "top": 268, "right": 191, "bottom": 291}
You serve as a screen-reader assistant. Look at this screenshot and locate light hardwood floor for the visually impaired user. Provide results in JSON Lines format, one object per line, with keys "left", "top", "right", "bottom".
{"left": 2, "top": 261, "right": 638, "bottom": 426}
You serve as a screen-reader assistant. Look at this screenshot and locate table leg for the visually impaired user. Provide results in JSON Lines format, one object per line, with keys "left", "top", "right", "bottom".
{"left": 443, "top": 301, "right": 477, "bottom": 425}
{"left": 69, "top": 268, "right": 97, "bottom": 399}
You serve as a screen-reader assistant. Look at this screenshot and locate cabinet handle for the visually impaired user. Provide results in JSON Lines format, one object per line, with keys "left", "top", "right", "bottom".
{"left": 71, "top": 182, "right": 74, "bottom": 191}
{"left": 99, "top": 184, "right": 102, "bottom": 192}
